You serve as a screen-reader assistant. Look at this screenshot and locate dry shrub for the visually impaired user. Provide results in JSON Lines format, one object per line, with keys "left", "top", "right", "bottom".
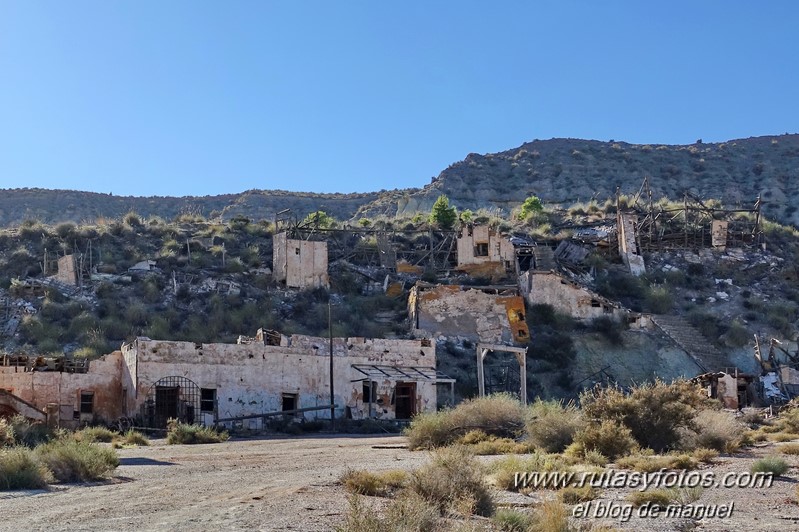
{"left": 121, "top": 430, "right": 149, "bottom": 446}
{"left": 409, "top": 447, "right": 494, "bottom": 516}
{"left": 0, "top": 447, "right": 52, "bottom": 490}
{"left": 572, "top": 420, "right": 638, "bottom": 461}
{"left": 777, "top": 408, "right": 799, "bottom": 433}
{"left": 0, "top": 419, "right": 15, "bottom": 447}
{"left": 492, "top": 508, "right": 534, "bottom": 531}
{"left": 335, "top": 492, "right": 439, "bottom": 532}
{"left": 767, "top": 432, "right": 799, "bottom": 443}
{"left": 6, "top": 416, "right": 54, "bottom": 448}
{"left": 492, "top": 452, "right": 572, "bottom": 491}
{"left": 691, "top": 448, "right": 719, "bottom": 463}
{"left": 558, "top": 484, "right": 598, "bottom": 504}
{"left": 530, "top": 500, "right": 573, "bottom": 532}
{"left": 580, "top": 380, "right": 710, "bottom": 452}
{"left": 405, "top": 393, "right": 525, "bottom": 450}
{"left": 526, "top": 399, "right": 585, "bottom": 453}
{"left": 679, "top": 409, "right": 744, "bottom": 452}
{"left": 74, "top": 426, "right": 116, "bottom": 443}
{"left": 34, "top": 440, "right": 119, "bottom": 482}
{"left": 616, "top": 453, "right": 698, "bottom": 473}
{"left": 627, "top": 489, "right": 674, "bottom": 508}
{"left": 166, "top": 420, "right": 229, "bottom": 444}
{"left": 340, "top": 469, "right": 408, "bottom": 497}
{"left": 457, "top": 429, "right": 534, "bottom": 454}
{"left": 780, "top": 443, "right": 799, "bottom": 455}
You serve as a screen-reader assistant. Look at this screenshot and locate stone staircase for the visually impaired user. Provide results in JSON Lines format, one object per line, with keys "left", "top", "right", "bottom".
{"left": 651, "top": 315, "right": 731, "bottom": 372}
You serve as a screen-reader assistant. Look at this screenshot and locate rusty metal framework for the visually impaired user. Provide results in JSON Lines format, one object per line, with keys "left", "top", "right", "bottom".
{"left": 620, "top": 177, "right": 763, "bottom": 252}
{"left": 141, "top": 376, "right": 201, "bottom": 428}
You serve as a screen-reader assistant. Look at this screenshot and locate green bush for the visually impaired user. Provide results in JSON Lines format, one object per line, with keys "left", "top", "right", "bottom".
{"left": 34, "top": 440, "right": 119, "bottom": 482}
{"left": 166, "top": 420, "right": 229, "bottom": 444}
{"left": 0, "top": 447, "right": 52, "bottom": 490}
{"left": 404, "top": 393, "right": 526, "bottom": 450}
{"left": 493, "top": 508, "right": 534, "bottom": 531}
{"left": 525, "top": 399, "right": 584, "bottom": 453}
{"left": 751, "top": 456, "right": 789, "bottom": 476}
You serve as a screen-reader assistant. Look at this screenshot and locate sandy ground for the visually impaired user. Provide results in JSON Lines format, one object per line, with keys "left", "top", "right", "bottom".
{"left": 2, "top": 435, "right": 799, "bottom": 531}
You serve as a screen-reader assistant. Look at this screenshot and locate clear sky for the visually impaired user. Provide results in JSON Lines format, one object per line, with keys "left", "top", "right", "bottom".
{"left": 0, "top": 1, "right": 797, "bottom": 197}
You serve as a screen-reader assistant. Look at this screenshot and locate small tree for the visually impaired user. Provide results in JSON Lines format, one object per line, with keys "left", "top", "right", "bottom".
{"left": 429, "top": 195, "right": 457, "bottom": 230}
{"left": 518, "top": 196, "right": 544, "bottom": 221}
{"left": 302, "top": 210, "right": 335, "bottom": 229}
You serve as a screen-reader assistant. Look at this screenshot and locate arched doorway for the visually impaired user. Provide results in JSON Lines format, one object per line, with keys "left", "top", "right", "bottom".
{"left": 141, "top": 376, "right": 201, "bottom": 428}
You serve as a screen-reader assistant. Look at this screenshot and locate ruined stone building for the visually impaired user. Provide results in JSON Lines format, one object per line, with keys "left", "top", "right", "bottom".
{"left": 0, "top": 332, "right": 451, "bottom": 428}
{"left": 518, "top": 270, "right": 648, "bottom": 328}
{"left": 55, "top": 254, "right": 79, "bottom": 285}
{"left": 408, "top": 282, "right": 530, "bottom": 344}
{"left": 456, "top": 224, "right": 515, "bottom": 271}
{"left": 273, "top": 232, "right": 329, "bottom": 289}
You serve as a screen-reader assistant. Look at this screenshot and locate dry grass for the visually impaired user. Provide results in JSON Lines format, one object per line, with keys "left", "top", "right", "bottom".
{"left": 691, "top": 447, "right": 720, "bottom": 463}
{"left": 166, "top": 420, "right": 229, "bottom": 445}
{"left": 0, "top": 447, "right": 53, "bottom": 490}
{"left": 34, "top": 440, "right": 119, "bottom": 483}
{"left": 780, "top": 443, "right": 799, "bottom": 455}
{"left": 74, "top": 426, "right": 117, "bottom": 443}
{"left": 572, "top": 420, "right": 638, "bottom": 460}
{"left": 409, "top": 447, "right": 494, "bottom": 516}
{"left": 335, "top": 492, "right": 439, "bottom": 532}
{"left": 405, "top": 394, "right": 525, "bottom": 450}
{"left": 558, "top": 484, "right": 598, "bottom": 504}
{"left": 766, "top": 432, "right": 799, "bottom": 443}
{"left": 525, "top": 399, "right": 585, "bottom": 453}
{"left": 340, "top": 469, "right": 408, "bottom": 497}
{"left": 616, "top": 453, "right": 698, "bottom": 473}
{"left": 627, "top": 489, "right": 674, "bottom": 508}
{"left": 679, "top": 409, "right": 744, "bottom": 452}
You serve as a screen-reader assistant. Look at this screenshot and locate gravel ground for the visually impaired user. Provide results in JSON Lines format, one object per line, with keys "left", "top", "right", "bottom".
{"left": 1, "top": 435, "right": 799, "bottom": 531}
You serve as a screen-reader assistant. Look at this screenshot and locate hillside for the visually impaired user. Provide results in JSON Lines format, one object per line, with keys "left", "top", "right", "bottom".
{"left": 0, "top": 188, "right": 382, "bottom": 227}
{"left": 359, "top": 134, "right": 799, "bottom": 225}
{"left": 2, "top": 134, "right": 798, "bottom": 228}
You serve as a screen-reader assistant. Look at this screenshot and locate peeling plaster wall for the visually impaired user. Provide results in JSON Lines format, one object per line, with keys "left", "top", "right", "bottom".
{"left": 410, "top": 285, "right": 528, "bottom": 343}
{"left": 519, "top": 271, "right": 646, "bottom": 327}
{"left": 55, "top": 254, "right": 78, "bottom": 285}
{"left": 456, "top": 225, "right": 514, "bottom": 267}
{"left": 0, "top": 352, "right": 127, "bottom": 427}
{"left": 273, "top": 232, "right": 329, "bottom": 289}
{"left": 127, "top": 335, "right": 437, "bottom": 423}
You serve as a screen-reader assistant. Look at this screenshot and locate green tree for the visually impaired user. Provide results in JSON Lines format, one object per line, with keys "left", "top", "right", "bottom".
{"left": 302, "top": 210, "right": 335, "bottom": 229}
{"left": 428, "top": 195, "right": 457, "bottom": 229}
{"left": 518, "top": 195, "right": 544, "bottom": 221}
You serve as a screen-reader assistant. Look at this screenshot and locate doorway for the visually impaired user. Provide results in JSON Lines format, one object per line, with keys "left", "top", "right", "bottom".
{"left": 394, "top": 382, "right": 416, "bottom": 419}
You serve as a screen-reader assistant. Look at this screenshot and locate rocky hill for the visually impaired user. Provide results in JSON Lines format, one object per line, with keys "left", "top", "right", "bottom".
{"left": 0, "top": 188, "right": 383, "bottom": 227}
{"left": 1, "top": 134, "right": 797, "bottom": 227}
{"left": 359, "top": 134, "right": 799, "bottom": 225}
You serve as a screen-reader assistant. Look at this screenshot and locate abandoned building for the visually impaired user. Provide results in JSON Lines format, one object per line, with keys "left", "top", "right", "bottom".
{"left": 0, "top": 331, "right": 452, "bottom": 429}
{"left": 456, "top": 224, "right": 515, "bottom": 278}
{"left": 692, "top": 371, "right": 757, "bottom": 410}
{"left": 408, "top": 282, "right": 530, "bottom": 345}
{"left": 273, "top": 231, "right": 329, "bottom": 289}
{"left": 519, "top": 269, "right": 648, "bottom": 328}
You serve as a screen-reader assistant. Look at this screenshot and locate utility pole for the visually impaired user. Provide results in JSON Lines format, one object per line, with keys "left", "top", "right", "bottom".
{"left": 328, "top": 299, "right": 335, "bottom": 431}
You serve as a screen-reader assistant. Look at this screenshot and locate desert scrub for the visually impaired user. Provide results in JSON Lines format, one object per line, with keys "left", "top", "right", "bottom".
{"left": 404, "top": 393, "right": 525, "bottom": 450}
{"left": 492, "top": 508, "right": 534, "bottom": 531}
{"left": 627, "top": 489, "right": 675, "bottom": 508}
{"left": 580, "top": 380, "right": 711, "bottom": 452}
{"left": 751, "top": 456, "right": 789, "bottom": 476}
{"left": 74, "top": 426, "right": 117, "bottom": 443}
{"left": 571, "top": 420, "right": 638, "bottom": 461}
{"left": 492, "top": 452, "right": 573, "bottom": 491}
{"left": 409, "top": 447, "right": 494, "bottom": 516}
{"left": 121, "top": 430, "right": 149, "bottom": 446}
{"left": 679, "top": 409, "right": 744, "bottom": 452}
{"left": 166, "top": 420, "right": 229, "bottom": 444}
{"left": 0, "top": 447, "right": 53, "bottom": 490}
{"left": 615, "top": 453, "right": 698, "bottom": 473}
{"left": 558, "top": 484, "right": 598, "bottom": 504}
{"left": 340, "top": 469, "right": 408, "bottom": 497}
{"left": 525, "top": 399, "right": 584, "bottom": 453}
{"left": 34, "top": 440, "right": 119, "bottom": 482}
{"left": 336, "top": 492, "right": 438, "bottom": 532}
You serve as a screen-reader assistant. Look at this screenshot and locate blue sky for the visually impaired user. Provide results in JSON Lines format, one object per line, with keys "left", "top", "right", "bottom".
{"left": 0, "top": 1, "right": 797, "bottom": 197}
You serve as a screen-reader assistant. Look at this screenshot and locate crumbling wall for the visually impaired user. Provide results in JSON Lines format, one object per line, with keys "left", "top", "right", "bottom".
{"left": 409, "top": 284, "right": 528, "bottom": 344}
{"left": 0, "top": 352, "right": 127, "bottom": 428}
{"left": 55, "top": 255, "right": 78, "bottom": 285}
{"left": 272, "top": 232, "right": 329, "bottom": 289}
{"left": 519, "top": 271, "right": 646, "bottom": 327}
{"left": 127, "top": 335, "right": 437, "bottom": 424}
{"left": 712, "top": 220, "right": 729, "bottom": 249}
{"left": 456, "top": 225, "right": 514, "bottom": 268}
{"left": 617, "top": 212, "right": 646, "bottom": 276}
